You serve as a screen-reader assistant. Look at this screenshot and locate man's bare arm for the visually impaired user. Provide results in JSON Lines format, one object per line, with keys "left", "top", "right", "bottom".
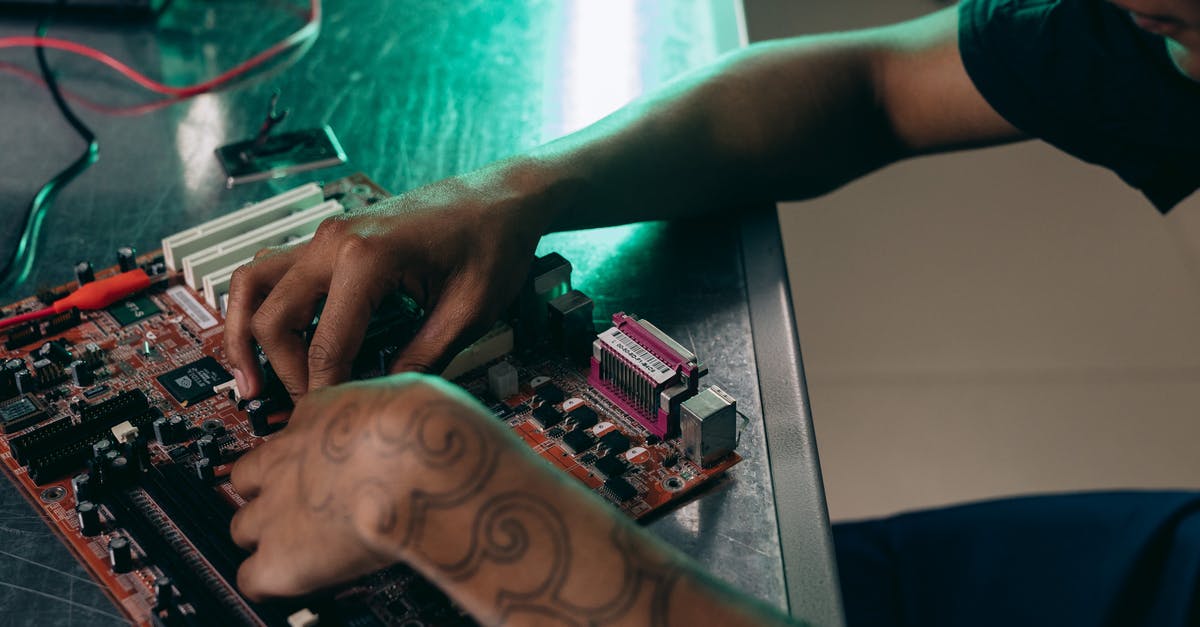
{"left": 536, "top": 6, "right": 1022, "bottom": 230}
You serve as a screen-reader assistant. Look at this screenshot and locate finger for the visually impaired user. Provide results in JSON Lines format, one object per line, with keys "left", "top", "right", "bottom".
{"left": 229, "top": 494, "right": 269, "bottom": 550}
{"left": 236, "top": 549, "right": 301, "bottom": 602}
{"left": 390, "top": 277, "right": 487, "bottom": 375}
{"left": 224, "top": 247, "right": 303, "bottom": 399}
{"left": 250, "top": 264, "right": 332, "bottom": 399}
{"left": 229, "top": 437, "right": 289, "bottom": 499}
{"left": 306, "top": 247, "right": 393, "bottom": 391}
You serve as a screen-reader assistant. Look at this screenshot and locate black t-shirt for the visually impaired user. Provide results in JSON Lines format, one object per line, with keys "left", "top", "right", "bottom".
{"left": 959, "top": 0, "right": 1200, "bottom": 213}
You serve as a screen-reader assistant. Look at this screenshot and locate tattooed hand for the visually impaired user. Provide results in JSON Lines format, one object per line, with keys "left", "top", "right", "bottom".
{"left": 230, "top": 374, "right": 794, "bottom": 626}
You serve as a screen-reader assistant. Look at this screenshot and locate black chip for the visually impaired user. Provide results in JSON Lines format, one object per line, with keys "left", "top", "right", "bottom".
{"left": 0, "top": 395, "right": 47, "bottom": 433}
{"left": 578, "top": 453, "right": 597, "bottom": 465}
{"left": 488, "top": 403, "right": 512, "bottom": 419}
{"left": 82, "top": 385, "right": 109, "bottom": 399}
{"left": 561, "top": 428, "right": 594, "bottom": 455}
{"left": 157, "top": 357, "right": 232, "bottom": 405}
{"left": 534, "top": 382, "right": 564, "bottom": 404}
{"left": 599, "top": 431, "right": 631, "bottom": 456}
{"left": 545, "top": 427, "right": 564, "bottom": 439}
{"left": 567, "top": 405, "right": 598, "bottom": 430}
{"left": 107, "top": 295, "right": 161, "bottom": 326}
{"left": 594, "top": 455, "right": 627, "bottom": 479}
{"left": 605, "top": 477, "right": 637, "bottom": 502}
{"left": 167, "top": 446, "right": 189, "bottom": 460}
{"left": 530, "top": 404, "right": 562, "bottom": 429}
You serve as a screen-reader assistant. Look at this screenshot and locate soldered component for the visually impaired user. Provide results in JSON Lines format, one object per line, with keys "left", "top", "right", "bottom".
{"left": 486, "top": 361, "right": 518, "bottom": 400}
{"left": 108, "top": 534, "right": 132, "bottom": 572}
{"left": 0, "top": 395, "right": 48, "bottom": 434}
{"left": 680, "top": 385, "right": 737, "bottom": 468}
{"left": 77, "top": 500, "right": 100, "bottom": 536}
{"left": 116, "top": 246, "right": 138, "bottom": 272}
{"left": 74, "top": 260, "right": 95, "bottom": 286}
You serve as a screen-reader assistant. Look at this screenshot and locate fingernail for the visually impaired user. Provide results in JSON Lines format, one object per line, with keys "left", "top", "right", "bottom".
{"left": 233, "top": 368, "right": 248, "bottom": 397}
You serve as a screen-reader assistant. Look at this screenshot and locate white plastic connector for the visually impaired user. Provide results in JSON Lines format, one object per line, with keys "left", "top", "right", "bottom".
{"left": 442, "top": 323, "right": 515, "bottom": 380}
{"left": 199, "top": 234, "right": 315, "bottom": 311}
{"left": 161, "top": 183, "right": 324, "bottom": 271}
{"left": 181, "top": 200, "right": 343, "bottom": 289}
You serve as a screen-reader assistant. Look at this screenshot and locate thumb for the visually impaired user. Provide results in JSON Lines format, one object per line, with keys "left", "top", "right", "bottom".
{"left": 390, "top": 280, "right": 486, "bottom": 375}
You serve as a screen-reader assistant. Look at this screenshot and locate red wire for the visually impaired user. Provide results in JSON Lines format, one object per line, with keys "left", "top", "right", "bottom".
{"left": 0, "top": 307, "right": 54, "bottom": 331}
{"left": 0, "top": 0, "right": 320, "bottom": 99}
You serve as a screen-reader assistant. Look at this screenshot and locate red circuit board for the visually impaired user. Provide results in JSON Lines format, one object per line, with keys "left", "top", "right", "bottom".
{"left": 0, "top": 175, "right": 740, "bottom": 626}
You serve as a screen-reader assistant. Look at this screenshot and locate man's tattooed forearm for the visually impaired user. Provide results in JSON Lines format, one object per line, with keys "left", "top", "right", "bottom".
{"left": 312, "top": 395, "right": 685, "bottom": 626}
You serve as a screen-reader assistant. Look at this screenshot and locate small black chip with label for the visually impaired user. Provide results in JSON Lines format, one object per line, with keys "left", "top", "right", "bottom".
{"left": 594, "top": 454, "right": 627, "bottom": 479}
{"left": 107, "top": 295, "right": 162, "bottom": 327}
{"left": 599, "top": 431, "right": 631, "bottom": 456}
{"left": 567, "top": 405, "right": 598, "bottom": 430}
{"left": 157, "top": 356, "right": 232, "bottom": 406}
{"left": 0, "top": 395, "right": 47, "bottom": 433}
{"left": 562, "top": 428, "right": 594, "bottom": 455}
{"left": 605, "top": 477, "right": 637, "bottom": 502}
{"left": 530, "top": 404, "right": 563, "bottom": 429}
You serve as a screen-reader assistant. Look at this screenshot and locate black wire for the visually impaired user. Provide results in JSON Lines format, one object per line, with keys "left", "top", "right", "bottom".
{"left": 0, "top": 2, "right": 100, "bottom": 291}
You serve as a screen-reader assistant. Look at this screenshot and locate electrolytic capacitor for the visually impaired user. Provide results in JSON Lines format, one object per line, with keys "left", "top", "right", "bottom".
{"left": 74, "top": 260, "right": 95, "bottom": 286}
{"left": 195, "top": 434, "right": 219, "bottom": 460}
{"left": 14, "top": 369, "right": 35, "bottom": 395}
{"left": 71, "top": 472, "right": 92, "bottom": 502}
{"left": 116, "top": 246, "right": 137, "bottom": 272}
{"left": 77, "top": 500, "right": 100, "bottom": 536}
{"left": 69, "top": 360, "right": 94, "bottom": 387}
{"left": 246, "top": 398, "right": 271, "bottom": 436}
{"left": 154, "top": 576, "right": 175, "bottom": 609}
{"left": 92, "top": 438, "right": 113, "bottom": 460}
{"left": 194, "top": 457, "right": 214, "bottom": 483}
{"left": 109, "top": 456, "right": 131, "bottom": 486}
{"left": 108, "top": 535, "right": 132, "bottom": 573}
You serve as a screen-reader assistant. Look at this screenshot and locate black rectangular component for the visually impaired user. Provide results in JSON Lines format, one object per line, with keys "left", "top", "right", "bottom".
{"left": 80, "top": 389, "right": 149, "bottom": 423}
{"left": 530, "top": 404, "right": 562, "bottom": 429}
{"left": 157, "top": 357, "right": 232, "bottom": 406}
{"left": 82, "top": 385, "right": 109, "bottom": 399}
{"left": 605, "top": 477, "right": 637, "bottom": 502}
{"left": 8, "top": 417, "right": 70, "bottom": 464}
{"left": 107, "top": 295, "right": 161, "bottom": 326}
{"left": 599, "top": 431, "right": 631, "bottom": 456}
{"left": 534, "top": 382, "right": 564, "bottom": 405}
{"left": 567, "top": 405, "right": 598, "bottom": 430}
{"left": 44, "top": 308, "right": 81, "bottom": 335}
{"left": 5, "top": 322, "right": 42, "bottom": 350}
{"left": 594, "top": 455, "right": 627, "bottom": 479}
{"left": 0, "top": 395, "right": 48, "bottom": 434}
{"left": 561, "top": 429, "right": 594, "bottom": 455}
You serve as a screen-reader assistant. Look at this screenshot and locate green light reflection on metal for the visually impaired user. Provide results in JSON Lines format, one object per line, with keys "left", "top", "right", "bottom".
{"left": 537, "top": 222, "right": 667, "bottom": 292}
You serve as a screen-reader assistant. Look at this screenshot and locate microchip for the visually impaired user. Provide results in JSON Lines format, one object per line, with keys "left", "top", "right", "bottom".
{"left": 567, "top": 405, "right": 598, "bottom": 430}
{"left": 594, "top": 454, "right": 627, "bottom": 479}
{"left": 545, "top": 427, "right": 564, "bottom": 439}
{"left": 107, "top": 295, "right": 161, "bottom": 326}
{"left": 534, "top": 382, "right": 564, "bottom": 404}
{"left": 578, "top": 453, "right": 597, "bottom": 465}
{"left": 82, "top": 385, "right": 109, "bottom": 399}
{"left": 599, "top": 431, "right": 631, "bottom": 456}
{"left": 530, "top": 404, "right": 562, "bottom": 429}
{"left": 157, "top": 357, "right": 232, "bottom": 406}
{"left": 0, "top": 395, "right": 48, "bottom": 433}
{"left": 605, "top": 477, "right": 637, "bottom": 502}
{"left": 561, "top": 429, "right": 594, "bottom": 455}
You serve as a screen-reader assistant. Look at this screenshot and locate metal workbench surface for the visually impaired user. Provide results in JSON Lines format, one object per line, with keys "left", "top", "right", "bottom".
{"left": 0, "top": 1, "right": 841, "bottom": 625}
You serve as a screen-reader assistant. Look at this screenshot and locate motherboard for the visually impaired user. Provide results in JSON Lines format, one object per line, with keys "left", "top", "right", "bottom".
{"left": 0, "top": 175, "right": 741, "bottom": 626}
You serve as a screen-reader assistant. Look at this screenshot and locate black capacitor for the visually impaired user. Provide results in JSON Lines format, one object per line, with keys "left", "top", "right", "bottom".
{"left": 75, "top": 260, "right": 95, "bottom": 286}
{"left": 167, "top": 415, "right": 186, "bottom": 440}
{"left": 14, "top": 369, "right": 35, "bottom": 395}
{"left": 152, "top": 416, "right": 170, "bottom": 444}
{"left": 195, "top": 434, "right": 219, "bottom": 460}
{"left": 128, "top": 435, "right": 150, "bottom": 471}
{"left": 108, "top": 456, "right": 131, "bottom": 486}
{"left": 77, "top": 500, "right": 101, "bottom": 536}
{"left": 69, "top": 360, "right": 94, "bottom": 387}
{"left": 116, "top": 246, "right": 137, "bottom": 272}
{"left": 194, "top": 457, "right": 214, "bottom": 482}
{"left": 108, "top": 535, "right": 132, "bottom": 573}
{"left": 92, "top": 438, "right": 114, "bottom": 460}
{"left": 246, "top": 399, "right": 271, "bottom": 436}
{"left": 3, "top": 358, "right": 22, "bottom": 373}
{"left": 154, "top": 576, "right": 175, "bottom": 609}
{"left": 71, "top": 472, "right": 92, "bottom": 502}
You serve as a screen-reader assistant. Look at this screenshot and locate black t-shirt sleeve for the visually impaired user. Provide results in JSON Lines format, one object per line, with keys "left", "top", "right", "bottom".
{"left": 958, "top": 0, "right": 1200, "bottom": 213}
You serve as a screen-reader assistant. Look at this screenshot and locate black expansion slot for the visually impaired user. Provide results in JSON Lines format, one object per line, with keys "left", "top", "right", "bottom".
{"left": 9, "top": 416, "right": 71, "bottom": 464}
{"left": 81, "top": 389, "right": 150, "bottom": 423}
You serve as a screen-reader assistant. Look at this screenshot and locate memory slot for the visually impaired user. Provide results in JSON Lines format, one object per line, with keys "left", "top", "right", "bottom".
{"left": 199, "top": 233, "right": 315, "bottom": 311}
{"left": 181, "top": 200, "right": 343, "bottom": 289}
{"left": 162, "top": 183, "right": 324, "bottom": 271}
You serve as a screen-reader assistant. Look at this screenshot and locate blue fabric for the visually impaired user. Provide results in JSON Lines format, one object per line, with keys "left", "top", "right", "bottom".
{"left": 833, "top": 491, "right": 1200, "bottom": 627}
{"left": 958, "top": 0, "right": 1200, "bottom": 213}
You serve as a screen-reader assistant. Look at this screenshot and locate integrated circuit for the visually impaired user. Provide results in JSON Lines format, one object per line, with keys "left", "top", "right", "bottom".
{"left": 0, "top": 395, "right": 48, "bottom": 434}
{"left": 605, "top": 476, "right": 637, "bottom": 502}
{"left": 157, "top": 356, "right": 232, "bottom": 406}
{"left": 107, "top": 295, "right": 161, "bottom": 326}
{"left": 594, "top": 454, "right": 627, "bottom": 479}
{"left": 599, "top": 430, "right": 631, "bottom": 456}
{"left": 567, "top": 405, "right": 598, "bottom": 430}
{"left": 561, "top": 428, "right": 595, "bottom": 455}
{"left": 530, "top": 403, "right": 562, "bottom": 429}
